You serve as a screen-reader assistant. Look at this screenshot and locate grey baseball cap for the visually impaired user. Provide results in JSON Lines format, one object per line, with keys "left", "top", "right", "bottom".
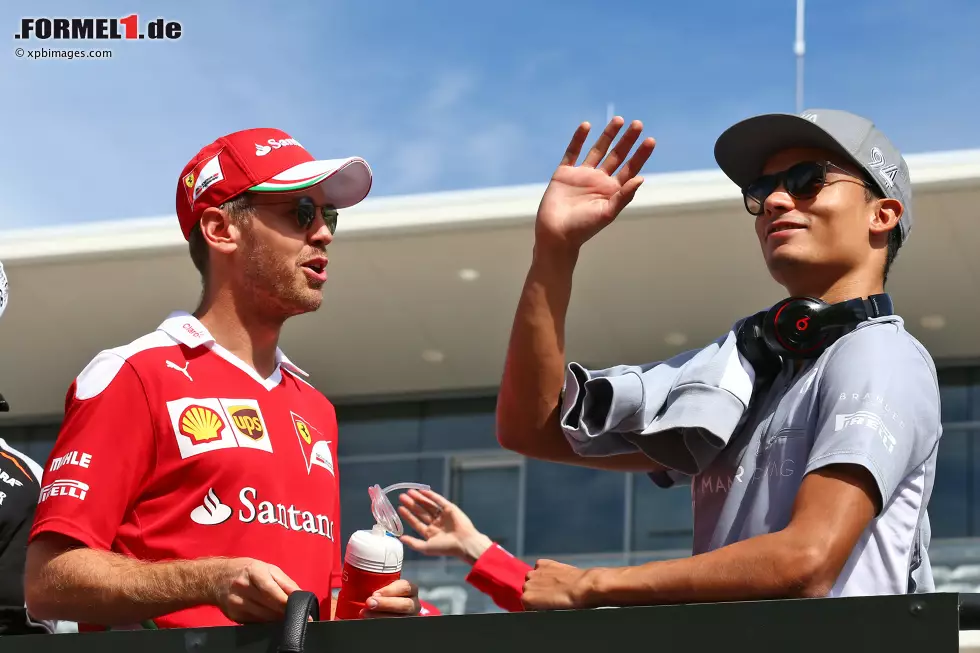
{"left": 714, "top": 108, "right": 913, "bottom": 243}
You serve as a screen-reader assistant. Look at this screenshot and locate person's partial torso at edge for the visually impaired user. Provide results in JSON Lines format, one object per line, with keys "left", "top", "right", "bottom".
{"left": 0, "top": 437, "right": 54, "bottom": 635}
{"left": 0, "top": 263, "right": 75, "bottom": 635}
{"left": 25, "top": 129, "right": 420, "bottom": 628}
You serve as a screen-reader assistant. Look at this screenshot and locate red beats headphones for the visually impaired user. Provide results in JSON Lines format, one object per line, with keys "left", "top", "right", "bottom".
{"left": 737, "top": 293, "right": 894, "bottom": 380}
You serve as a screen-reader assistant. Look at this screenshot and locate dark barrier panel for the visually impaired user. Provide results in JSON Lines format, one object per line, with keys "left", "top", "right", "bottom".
{"left": 4, "top": 593, "right": 978, "bottom": 653}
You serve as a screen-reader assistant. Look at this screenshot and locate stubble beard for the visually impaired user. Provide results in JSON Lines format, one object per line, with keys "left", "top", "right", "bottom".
{"left": 240, "top": 236, "right": 323, "bottom": 320}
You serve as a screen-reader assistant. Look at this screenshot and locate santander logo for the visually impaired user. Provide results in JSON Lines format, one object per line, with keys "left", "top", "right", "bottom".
{"left": 254, "top": 137, "right": 302, "bottom": 157}
{"left": 191, "top": 488, "right": 232, "bottom": 525}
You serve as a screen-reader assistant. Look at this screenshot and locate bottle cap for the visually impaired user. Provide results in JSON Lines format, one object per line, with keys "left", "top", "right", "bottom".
{"left": 368, "top": 482, "right": 431, "bottom": 536}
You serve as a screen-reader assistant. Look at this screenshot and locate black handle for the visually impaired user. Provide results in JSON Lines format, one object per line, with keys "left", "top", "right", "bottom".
{"left": 277, "top": 591, "right": 321, "bottom": 653}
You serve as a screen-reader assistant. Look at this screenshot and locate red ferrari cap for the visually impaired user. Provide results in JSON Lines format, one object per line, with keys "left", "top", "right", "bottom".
{"left": 175, "top": 127, "right": 373, "bottom": 240}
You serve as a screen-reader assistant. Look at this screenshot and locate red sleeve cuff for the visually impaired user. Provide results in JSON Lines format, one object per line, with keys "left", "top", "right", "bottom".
{"left": 29, "top": 517, "right": 109, "bottom": 551}
{"left": 465, "top": 543, "right": 531, "bottom": 613}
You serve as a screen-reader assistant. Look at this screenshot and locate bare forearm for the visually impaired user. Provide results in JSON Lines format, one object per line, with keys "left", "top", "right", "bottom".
{"left": 27, "top": 546, "right": 221, "bottom": 625}
{"left": 588, "top": 532, "right": 829, "bottom": 607}
{"left": 496, "top": 244, "right": 661, "bottom": 472}
{"left": 497, "top": 242, "right": 579, "bottom": 455}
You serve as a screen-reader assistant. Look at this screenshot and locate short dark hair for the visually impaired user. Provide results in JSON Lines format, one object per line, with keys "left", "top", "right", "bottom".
{"left": 188, "top": 194, "right": 253, "bottom": 284}
{"left": 864, "top": 183, "right": 902, "bottom": 286}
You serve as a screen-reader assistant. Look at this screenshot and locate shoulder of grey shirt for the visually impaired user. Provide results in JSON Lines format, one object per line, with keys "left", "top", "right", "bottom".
{"left": 805, "top": 316, "right": 941, "bottom": 513}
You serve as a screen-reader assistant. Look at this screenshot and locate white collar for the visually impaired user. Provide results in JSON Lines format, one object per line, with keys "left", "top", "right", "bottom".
{"left": 157, "top": 312, "right": 309, "bottom": 387}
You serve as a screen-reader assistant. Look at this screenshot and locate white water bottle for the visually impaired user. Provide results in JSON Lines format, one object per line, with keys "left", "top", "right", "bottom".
{"left": 334, "top": 482, "right": 429, "bottom": 620}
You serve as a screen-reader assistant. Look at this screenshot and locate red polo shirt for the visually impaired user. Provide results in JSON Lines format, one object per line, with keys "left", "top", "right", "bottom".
{"left": 30, "top": 312, "right": 341, "bottom": 629}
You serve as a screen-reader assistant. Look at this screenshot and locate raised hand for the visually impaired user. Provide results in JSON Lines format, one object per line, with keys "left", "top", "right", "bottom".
{"left": 535, "top": 117, "right": 656, "bottom": 252}
{"left": 397, "top": 489, "right": 492, "bottom": 564}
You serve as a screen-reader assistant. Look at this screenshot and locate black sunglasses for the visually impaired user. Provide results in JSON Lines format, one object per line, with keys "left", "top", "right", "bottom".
{"left": 250, "top": 196, "right": 339, "bottom": 234}
{"left": 742, "top": 161, "right": 871, "bottom": 216}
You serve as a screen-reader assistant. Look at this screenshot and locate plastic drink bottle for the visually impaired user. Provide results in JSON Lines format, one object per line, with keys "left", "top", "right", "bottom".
{"left": 334, "top": 482, "right": 430, "bottom": 620}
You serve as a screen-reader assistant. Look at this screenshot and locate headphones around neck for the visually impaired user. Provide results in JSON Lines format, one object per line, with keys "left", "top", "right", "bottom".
{"left": 736, "top": 293, "right": 894, "bottom": 380}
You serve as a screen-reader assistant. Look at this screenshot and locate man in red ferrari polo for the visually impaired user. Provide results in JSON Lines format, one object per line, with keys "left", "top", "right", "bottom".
{"left": 24, "top": 129, "right": 421, "bottom": 629}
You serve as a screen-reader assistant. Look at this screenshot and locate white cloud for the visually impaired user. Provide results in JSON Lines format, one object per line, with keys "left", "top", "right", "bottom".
{"left": 464, "top": 122, "right": 525, "bottom": 186}
{"left": 425, "top": 71, "right": 477, "bottom": 113}
{"left": 381, "top": 69, "right": 533, "bottom": 193}
{"left": 389, "top": 139, "right": 444, "bottom": 193}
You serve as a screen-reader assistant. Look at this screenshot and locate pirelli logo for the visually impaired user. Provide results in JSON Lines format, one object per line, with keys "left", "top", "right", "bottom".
{"left": 835, "top": 410, "right": 897, "bottom": 453}
{"left": 39, "top": 479, "right": 89, "bottom": 503}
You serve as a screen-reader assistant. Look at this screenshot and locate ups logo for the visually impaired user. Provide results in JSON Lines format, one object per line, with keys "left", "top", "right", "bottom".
{"left": 229, "top": 406, "right": 265, "bottom": 441}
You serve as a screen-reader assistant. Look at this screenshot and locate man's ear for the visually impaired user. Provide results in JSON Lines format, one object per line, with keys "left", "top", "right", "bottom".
{"left": 869, "top": 198, "right": 902, "bottom": 238}
{"left": 199, "top": 206, "right": 241, "bottom": 255}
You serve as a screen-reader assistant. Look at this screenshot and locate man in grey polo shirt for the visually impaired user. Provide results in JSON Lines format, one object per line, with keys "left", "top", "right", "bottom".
{"left": 496, "top": 109, "right": 941, "bottom": 609}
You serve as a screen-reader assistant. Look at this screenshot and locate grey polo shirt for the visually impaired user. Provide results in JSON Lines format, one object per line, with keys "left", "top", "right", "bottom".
{"left": 560, "top": 316, "right": 942, "bottom": 596}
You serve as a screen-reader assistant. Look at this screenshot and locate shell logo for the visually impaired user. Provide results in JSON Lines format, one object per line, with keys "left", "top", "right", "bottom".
{"left": 179, "top": 405, "right": 225, "bottom": 443}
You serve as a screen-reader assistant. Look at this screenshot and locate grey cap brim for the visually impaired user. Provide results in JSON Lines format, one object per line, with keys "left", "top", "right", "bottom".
{"left": 714, "top": 113, "right": 861, "bottom": 190}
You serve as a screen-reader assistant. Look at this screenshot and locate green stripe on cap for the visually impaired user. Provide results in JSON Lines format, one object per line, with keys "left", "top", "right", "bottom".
{"left": 249, "top": 171, "right": 332, "bottom": 193}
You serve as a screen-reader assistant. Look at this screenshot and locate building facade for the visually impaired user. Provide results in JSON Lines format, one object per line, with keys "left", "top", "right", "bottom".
{"left": 3, "top": 149, "right": 980, "bottom": 614}
{"left": 5, "top": 359, "right": 980, "bottom": 614}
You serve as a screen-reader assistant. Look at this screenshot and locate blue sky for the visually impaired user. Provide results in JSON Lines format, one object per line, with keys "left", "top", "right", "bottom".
{"left": 1, "top": 0, "right": 978, "bottom": 230}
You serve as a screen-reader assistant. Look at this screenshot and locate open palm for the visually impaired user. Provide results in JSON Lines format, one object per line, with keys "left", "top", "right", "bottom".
{"left": 536, "top": 117, "right": 656, "bottom": 249}
{"left": 397, "top": 489, "right": 480, "bottom": 559}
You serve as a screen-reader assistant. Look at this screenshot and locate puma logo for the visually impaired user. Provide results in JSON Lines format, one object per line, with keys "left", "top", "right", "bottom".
{"left": 166, "top": 360, "right": 192, "bottom": 381}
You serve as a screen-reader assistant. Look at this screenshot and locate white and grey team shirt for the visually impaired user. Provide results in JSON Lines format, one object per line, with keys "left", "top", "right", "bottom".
{"left": 559, "top": 316, "right": 942, "bottom": 596}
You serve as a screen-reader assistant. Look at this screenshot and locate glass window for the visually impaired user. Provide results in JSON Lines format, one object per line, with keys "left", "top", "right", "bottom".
{"left": 27, "top": 439, "right": 55, "bottom": 468}
{"left": 524, "top": 461, "right": 625, "bottom": 556}
{"left": 0, "top": 425, "right": 30, "bottom": 452}
{"left": 450, "top": 457, "right": 520, "bottom": 553}
{"left": 970, "top": 429, "right": 980, "bottom": 538}
{"left": 630, "top": 474, "right": 693, "bottom": 553}
{"left": 338, "top": 458, "right": 445, "bottom": 561}
{"left": 931, "top": 428, "right": 971, "bottom": 538}
{"left": 939, "top": 368, "right": 972, "bottom": 424}
{"left": 28, "top": 423, "right": 60, "bottom": 466}
{"left": 421, "top": 397, "right": 499, "bottom": 452}
{"left": 336, "top": 402, "right": 422, "bottom": 457}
